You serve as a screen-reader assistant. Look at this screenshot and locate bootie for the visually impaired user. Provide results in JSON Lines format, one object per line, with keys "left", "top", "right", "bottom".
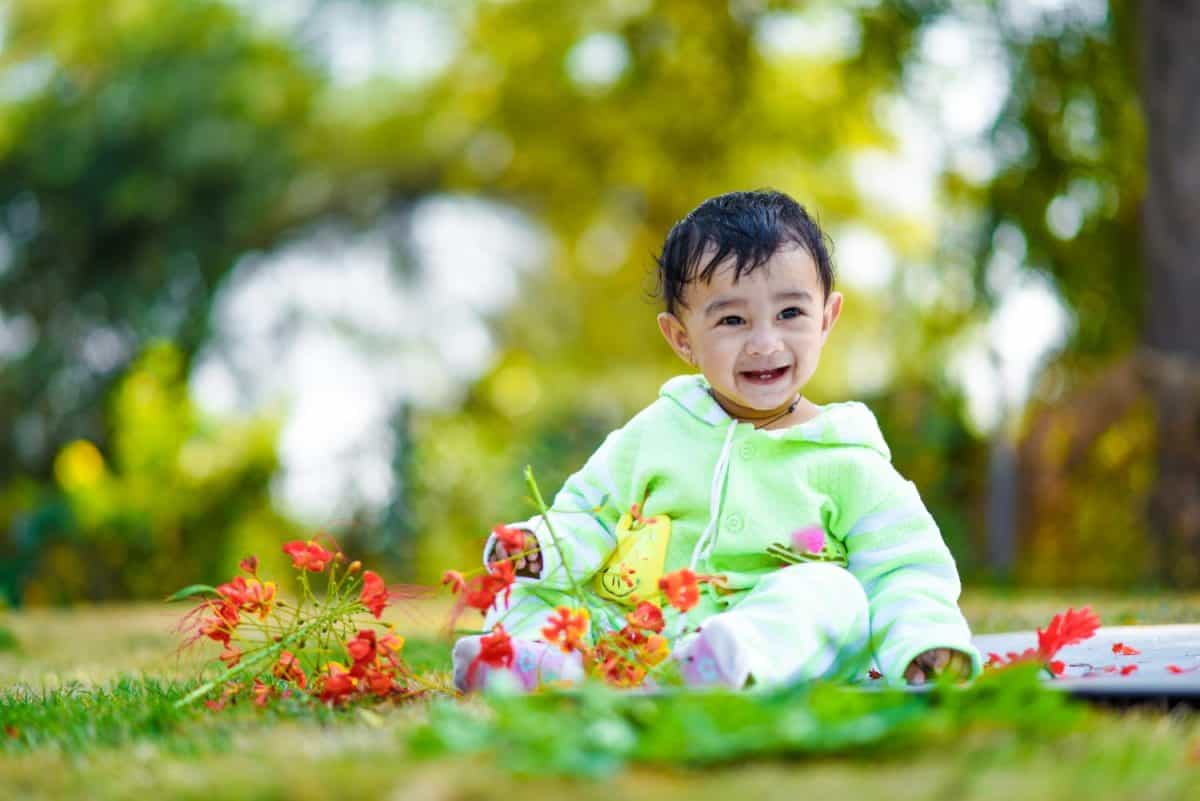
{"left": 452, "top": 636, "right": 585, "bottom": 692}
{"left": 672, "top": 619, "right": 749, "bottom": 689}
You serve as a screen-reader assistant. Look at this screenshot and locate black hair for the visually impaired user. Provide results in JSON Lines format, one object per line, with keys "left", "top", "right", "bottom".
{"left": 654, "top": 189, "right": 834, "bottom": 315}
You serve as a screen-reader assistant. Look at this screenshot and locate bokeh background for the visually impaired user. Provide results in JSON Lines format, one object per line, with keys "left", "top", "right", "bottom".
{"left": 1, "top": 0, "right": 1195, "bottom": 606}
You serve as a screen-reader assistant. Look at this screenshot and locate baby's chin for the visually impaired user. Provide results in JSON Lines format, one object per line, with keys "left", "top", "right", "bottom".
{"left": 709, "top": 377, "right": 803, "bottom": 411}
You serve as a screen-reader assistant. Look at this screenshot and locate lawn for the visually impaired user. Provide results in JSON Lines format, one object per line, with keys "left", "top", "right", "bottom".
{"left": 2, "top": 590, "right": 1199, "bottom": 801}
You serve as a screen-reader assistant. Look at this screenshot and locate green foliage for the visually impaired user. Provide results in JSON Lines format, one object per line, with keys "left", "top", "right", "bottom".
{"left": 0, "top": 630, "right": 448, "bottom": 758}
{"left": 0, "top": 675, "right": 350, "bottom": 757}
{"left": 0, "top": 626, "right": 18, "bottom": 653}
{"left": 414, "top": 665, "right": 1085, "bottom": 777}
{"left": 4, "top": 342, "right": 294, "bottom": 604}
{"left": 0, "top": 0, "right": 321, "bottom": 482}
{"left": 952, "top": 0, "right": 1143, "bottom": 365}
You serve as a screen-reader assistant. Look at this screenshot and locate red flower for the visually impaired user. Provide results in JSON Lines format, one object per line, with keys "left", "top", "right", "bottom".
{"left": 467, "top": 625, "right": 514, "bottom": 687}
{"left": 274, "top": 651, "right": 308, "bottom": 689}
{"left": 319, "top": 662, "right": 357, "bottom": 704}
{"left": 616, "top": 624, "right": 646, "bottom": 646}
{"left": 378, "top": 631, "right": 404, "bottom": 659}
{"left": 217, "top": 576, "right": 252, "bottom": 605}
{"left": 1120, "top": 664, "right": 1138, "bottom": 676}
{"left": 541, "top": 607, "right": 590, "bottom": 654}
{"left": 1167, "top": 664, "right": 1200, "bottom": 674}
{"left": 199, "top": 599, "right": 240, "bottom": 645}
{"left": 360, "top": 570, "right": 390, "bottom": 618}
{"left": 346, "top": 629, "right": 378, "bottom": 669}
{"left": 1036, "top": 606, "right": 1100, "bottom": 661}
{"left": 626, "top": 601, "right": 665, "bottom": 634}
{"left": 219, "top": 644, "right": 241, "bottom": 668}
{"left": 486, "top": 561, "right": 516, "bottom": 607}
{"left": 492, "top": 524, "right": 527, "bottom": 552}
{"left": 638, "top": 634, "right": 669, "bottom": 667}
{"left": 252, "top": 678, "right": 273, "bottom": 707}
{"left": 1112, "top": 642, "right": 1140, "bottom": 656}
{"left": 441, "top": 570, "right": 467, "bottom": 593}
{"left": 984, "top": 607, "right": 1102, "bottom": 679}
{"left": 216, "top": 576, "right": 276, "bottom": 619}
{"left": 362, "top": 666, "right": 397, "bottom": 697}
{"left": 592, "top": 642, "right": 646, "bottom": 688}
{"left": 461, "top": 562, "right": 516, "bottom": 612}
{"left": 282, "top": 539, "right": 334, "bottom": 572}
{"left": 239, "top": 555, "right": 259, "bottom": 576}
{"left": 658, "top": 569, "right": 700, "bottom": 612}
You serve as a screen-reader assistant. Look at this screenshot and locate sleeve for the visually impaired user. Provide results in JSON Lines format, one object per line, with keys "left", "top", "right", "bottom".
{"left": 481, "top": 426, "right": 634, "bottom": 591}
{"left": 833, "top": 455, "right": 982, "bottom": 684}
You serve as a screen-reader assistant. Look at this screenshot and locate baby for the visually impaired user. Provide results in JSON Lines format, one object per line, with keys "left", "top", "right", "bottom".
{"left": 453, "top": 189, "right": 979, "bottom": 690}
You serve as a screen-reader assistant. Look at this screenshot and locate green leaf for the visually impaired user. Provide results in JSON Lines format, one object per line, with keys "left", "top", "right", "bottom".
{"left": 164, "top": 584, "right": 219, "bottom": 603}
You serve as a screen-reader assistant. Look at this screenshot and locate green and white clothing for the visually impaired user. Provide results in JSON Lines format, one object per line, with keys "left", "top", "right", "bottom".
{"left": 483, "top": 374, "right": 981, "bottom": 685}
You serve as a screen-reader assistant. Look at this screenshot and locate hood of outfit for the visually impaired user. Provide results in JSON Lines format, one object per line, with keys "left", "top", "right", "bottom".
{"left": 498, "top": 374, "right": 981, "bottom": 684}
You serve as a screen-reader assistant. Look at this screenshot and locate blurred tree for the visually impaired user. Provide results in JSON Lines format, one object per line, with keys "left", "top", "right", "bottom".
{"left": 945, "top": 1, "right": 1200, "bottom": 587}
{"left": 1139, "top": 1, "right": 1200, "bottom": 586}
{"left": 947, "top": 0, "right": 1200, "bottom": 585}
{"left": 940, "top": 0, "right": 1146, "bottom": 584}
{"left": 0, "top": 0, "right": 320, "bottom": 482}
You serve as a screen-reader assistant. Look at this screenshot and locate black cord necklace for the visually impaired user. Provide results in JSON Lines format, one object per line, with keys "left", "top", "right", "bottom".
{"left": 708, "top": 389, "right": 802, "bottom": 429}
{"left": 752, "top": 395, "right": 801, "bottom": 429}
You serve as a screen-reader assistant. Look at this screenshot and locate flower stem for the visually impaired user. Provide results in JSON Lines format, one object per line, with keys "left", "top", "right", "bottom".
{"left": 523, "top": 465, "right": 585, "bottom": 609}
{"left": 175, "top": 616, "right": 324, "bottom": 709}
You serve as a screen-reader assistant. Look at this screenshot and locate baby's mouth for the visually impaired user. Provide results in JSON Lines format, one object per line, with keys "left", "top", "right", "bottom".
{"left": 740, "top": 366, "right": 790, "bottom": 384}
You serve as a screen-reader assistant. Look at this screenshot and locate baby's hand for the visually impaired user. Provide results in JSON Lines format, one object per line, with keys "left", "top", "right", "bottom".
{"left": 489, "top": 530, "right": 542, "bottom": 578}
{"left": 904, "top": 648, "right": 972, "bottom": 685}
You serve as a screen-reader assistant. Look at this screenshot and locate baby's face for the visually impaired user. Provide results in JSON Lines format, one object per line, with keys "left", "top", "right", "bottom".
{"left": 658, "top": 245, "right": 842, "bottom": 415}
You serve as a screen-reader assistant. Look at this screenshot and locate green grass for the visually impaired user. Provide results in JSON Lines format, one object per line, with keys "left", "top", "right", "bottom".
{"left": 2, "top": 593, "right": 1199, "bottom": 800}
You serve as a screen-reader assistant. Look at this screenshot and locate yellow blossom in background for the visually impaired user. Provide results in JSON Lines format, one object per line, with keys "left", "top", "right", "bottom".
{"left": 54, "top": 440, "right": 106, "bottom": 491}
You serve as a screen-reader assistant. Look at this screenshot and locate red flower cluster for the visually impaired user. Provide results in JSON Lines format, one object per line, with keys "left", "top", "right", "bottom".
{"left": 178, "top": 536, "right": 425, "bottom": 711}
{"left": 316, "top": 628, "right": 409, "bottom": 704}
{"left": 658, "top": 569, "right": 700, "bottom": 612}
{"left": 442, "top": 560, "right": 517, "bottom": 626}
{"left": 466, "top": 625, "right": 515, "bottom": 687}
{"left": 525, "top": 599, "right": 671, "bottom": 688}
{"left": 197, "top": 597, "right": 241, "bottom": 645}
{"left": 283, "top": 539, "right": 335, "bottom": 572}
{"left": 360, "top": 570, "right": 390, "bottom": 618}
{"left": 986, "top": 606, "right": 1102, "bottom": 677}
{"left": 493, "top": 524, "right": 528, "bottom": 552}
{"left": 542, "top": 607, "right": 590, "bottom": 654}
{"left": 215, "top": 576, "right": 277, "bottom": 620}
{"left": 443, "top": 514, "right": 719, "bottom": 691}
{"left": 589, "top": 602, "right": 671, "bottom": 687}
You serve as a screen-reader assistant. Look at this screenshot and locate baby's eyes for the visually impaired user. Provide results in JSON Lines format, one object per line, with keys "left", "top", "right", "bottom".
{"left": 716, "top": 308, "right": 806, "bottom": 326}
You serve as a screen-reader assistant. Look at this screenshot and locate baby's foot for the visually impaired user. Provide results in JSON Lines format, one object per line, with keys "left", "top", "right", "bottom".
{"left": 672, "top": 621, "right": 748, "bottom": 689}
{"left": 452, "top": 636, "right": 585, "bottom": 692}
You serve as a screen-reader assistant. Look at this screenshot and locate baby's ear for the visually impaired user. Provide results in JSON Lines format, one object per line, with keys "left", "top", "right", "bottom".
{"left": 821, "top": 291, "right": 844, "bottom": 338}
{"left": 657, "top": 312, "right": 692, "bottom": 365}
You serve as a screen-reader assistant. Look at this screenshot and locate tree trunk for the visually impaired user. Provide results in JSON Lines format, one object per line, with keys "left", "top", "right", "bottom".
{"left": 1140, "top": 1, "right": 1200, "bottom": 585}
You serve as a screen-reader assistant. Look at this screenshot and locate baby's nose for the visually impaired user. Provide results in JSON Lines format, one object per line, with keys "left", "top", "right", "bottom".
{"left": 746, "top": 329, "right": 784, "bottom": 355}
